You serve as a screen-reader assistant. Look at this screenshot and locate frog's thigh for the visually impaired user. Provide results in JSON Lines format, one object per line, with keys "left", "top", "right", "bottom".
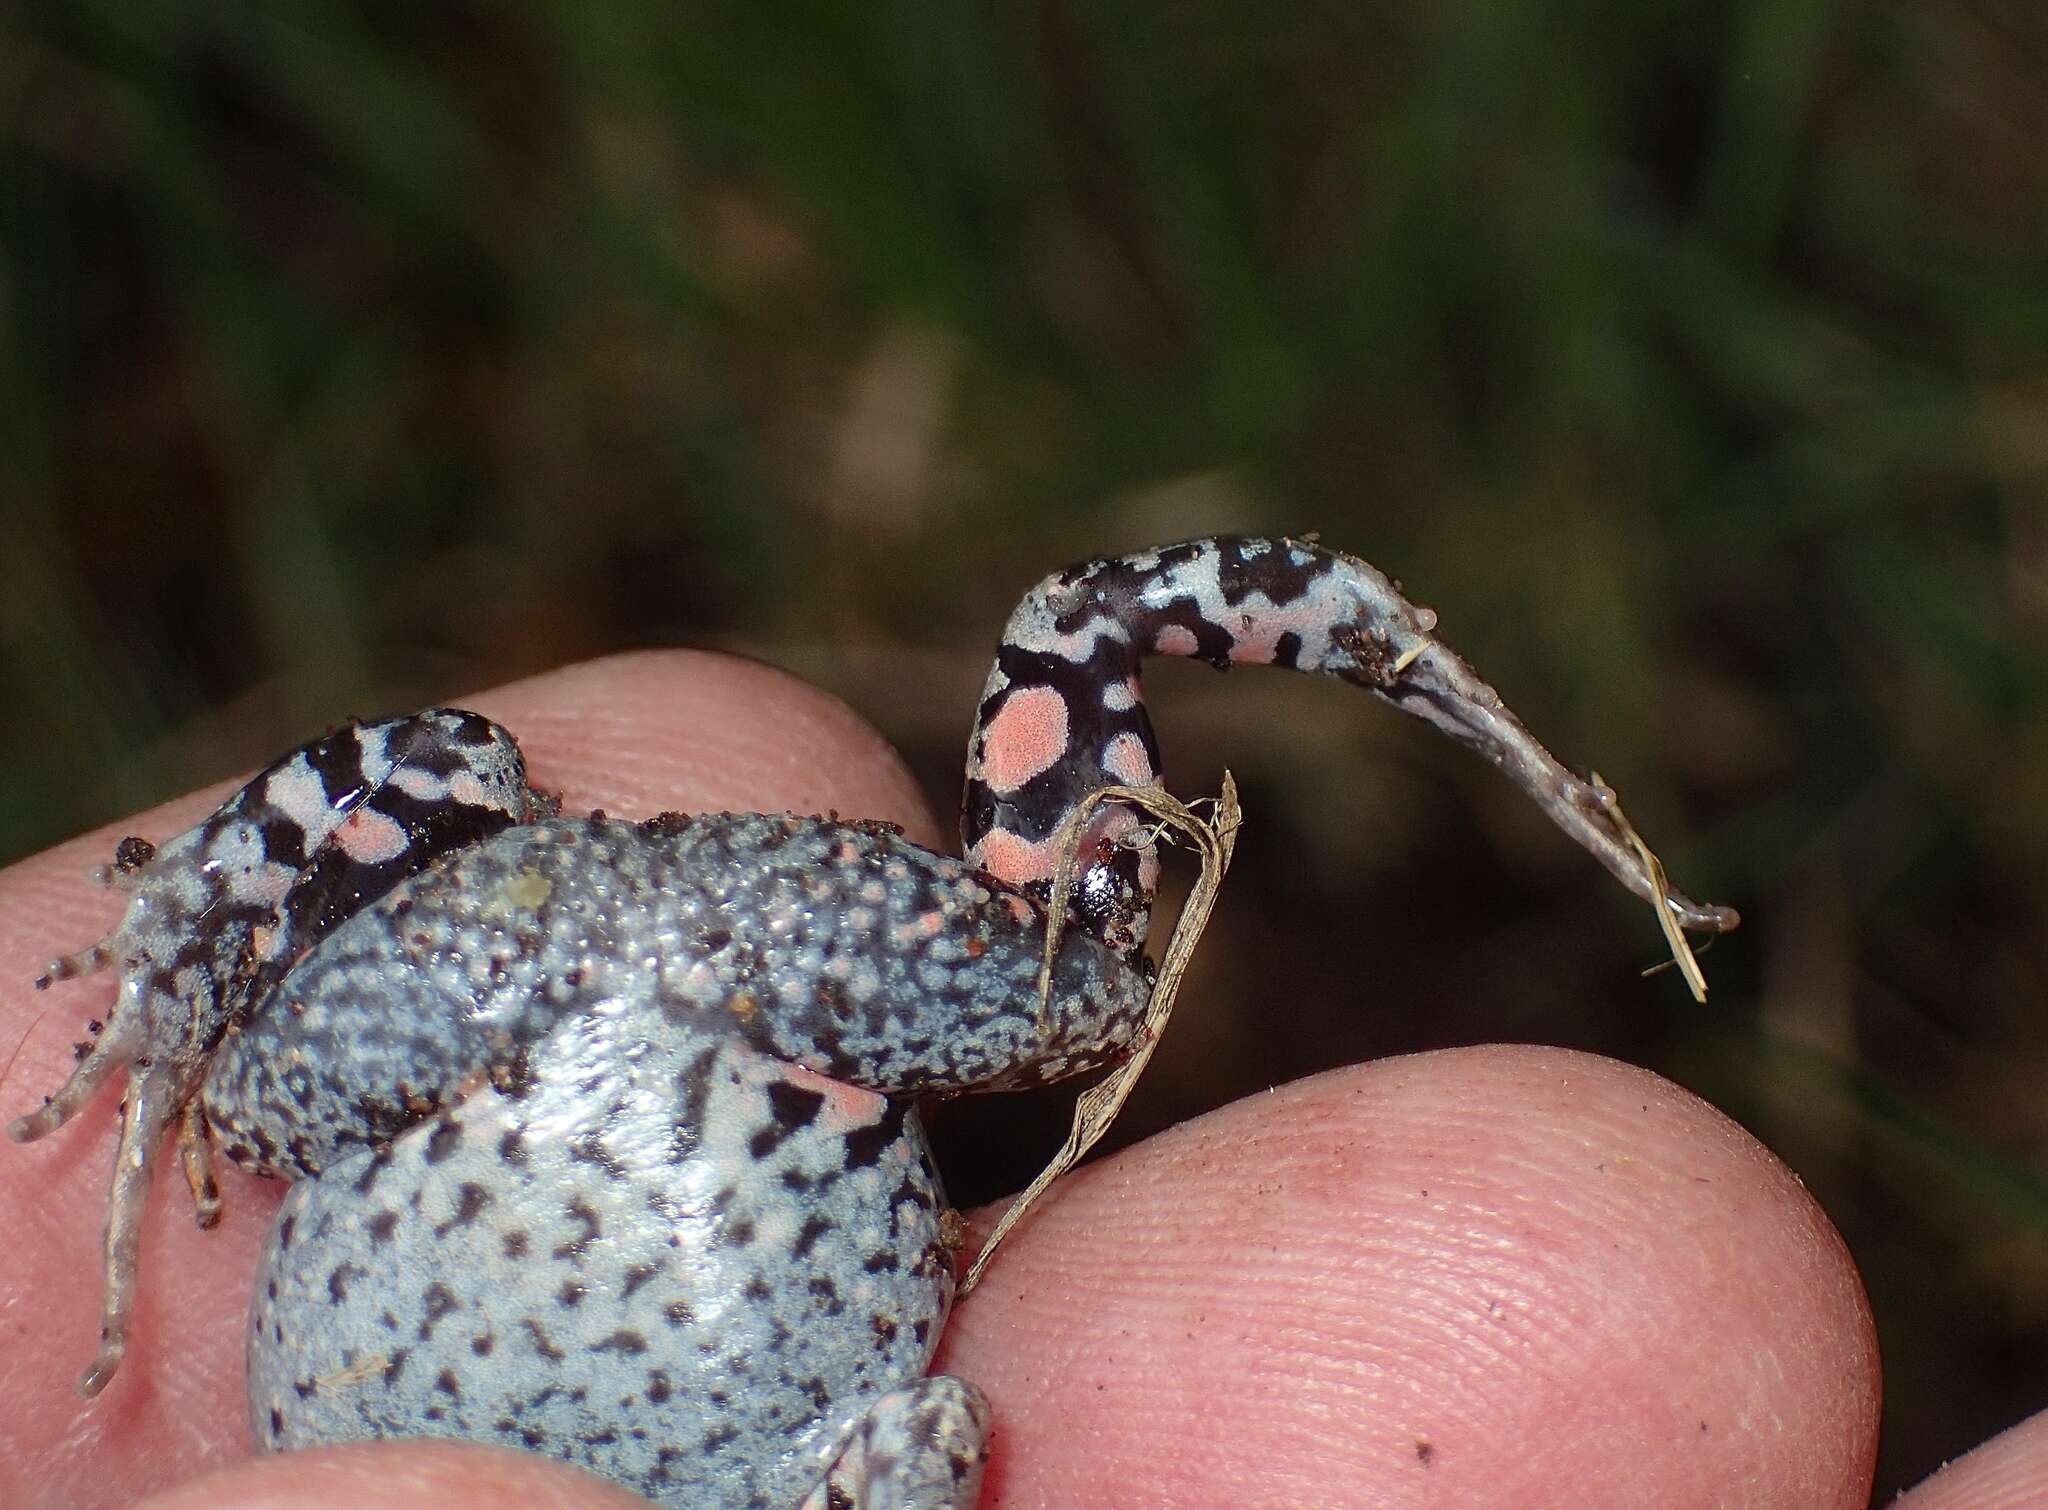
{"left": 248, "top": 1032, "right": 954, "bottom": 1510}
{"left": 798, "top": 1375, "right": 991, "bottom": 1510}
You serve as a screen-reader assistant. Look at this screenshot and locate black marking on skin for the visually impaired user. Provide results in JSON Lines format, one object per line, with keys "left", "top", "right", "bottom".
{"left": 383, "top": 1348, "right": 411, "bottom": 1384}
{"left": 621, "top": 1262, "right": 661, "bottom": 1299}
{"left": 301, "top": 728, "right": 371, "bottom": 810}
{"left": 840, "top": 1114, "right": 899, "bottom": 1171}
{"left": 552, "top": 1198, "right": 602, "bottom": 1260}
{"left": 351, "top": 1147, "right": 394, "bottom": 1196}
{"left": 521, "top": 1319, "right": 566, "bottom": 1363}
{"left": 792, "top": 1214, "right": 834, "bottom": 1258}
{"left": 667, "top": 1047, "right": 719, "bottom": 1164}
{"left": 765, "top": 1079, "right": 826, "bottom": 1135}
{"left": 567, "top": 1132, "right": 630, "bottom": 1181}
{"left": 418, "top": 1283, "right": 460, "bottom": 1340}
{"left": 433, "top": 1182, "right": 491, "bottom": 1236}
{"left": 501, "top": 1229, "right": 530, "bottom": 1258}
{"left": 367, "top": 1209, "right": 400, "bottom": 1244}
{"left": 258, "top": 814, "right": 309, "bottom": 873}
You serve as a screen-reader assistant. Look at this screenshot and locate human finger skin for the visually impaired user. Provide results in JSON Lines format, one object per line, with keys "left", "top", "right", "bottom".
{"left": 133, "top": 1439, "right": 650, "bottom": 1509}
{"left": 941, "top": 1046, "right": 1883, "bottom": 1509}
{"left": 1892, "top": 1407, "right": 2048, "bottom": 1509}
{"left": 0, "top": 650, "right": 941, "bottom": 1509}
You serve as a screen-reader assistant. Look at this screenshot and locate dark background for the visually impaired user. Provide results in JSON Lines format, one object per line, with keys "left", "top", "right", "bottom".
{"left": 3, "top": 4, "right": 2044, "bottom": 1498}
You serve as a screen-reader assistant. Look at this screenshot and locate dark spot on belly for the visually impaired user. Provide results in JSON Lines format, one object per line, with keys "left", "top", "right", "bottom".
{"left": 425, "top": 1121, "right": 463, "bottom": 1163}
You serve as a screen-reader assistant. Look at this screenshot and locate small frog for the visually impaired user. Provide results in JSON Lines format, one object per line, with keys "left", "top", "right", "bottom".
{"left": 12, "top": 537, "right": 1734, "bottom": 1508}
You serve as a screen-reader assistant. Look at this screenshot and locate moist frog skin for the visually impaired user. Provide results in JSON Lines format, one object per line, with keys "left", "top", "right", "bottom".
{"left": 13, "top": 535, "right": 1736, "bottom": 1509}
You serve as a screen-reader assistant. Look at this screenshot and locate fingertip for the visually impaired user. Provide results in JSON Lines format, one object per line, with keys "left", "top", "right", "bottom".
{"left": 133, "top": 1441, "right": 649, "bottom": 1510}
{"left": 947, "top": 1045, "right": 1879, "bottom": 1509}
{"left": 1894, "top": 1408, "right": 2048, "bottom": 1508}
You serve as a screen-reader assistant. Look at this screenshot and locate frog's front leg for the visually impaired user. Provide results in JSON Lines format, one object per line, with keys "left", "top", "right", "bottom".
{"left": 799, "top": 1377, "right": 992, "bottom": 1510}
{"left": 8, "top": 709, "right": 546, "bottom": 1395}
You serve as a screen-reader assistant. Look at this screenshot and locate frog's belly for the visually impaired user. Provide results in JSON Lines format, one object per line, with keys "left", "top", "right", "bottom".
{"left": 247, "top": 1028, "right": 952, "bottom": 1510}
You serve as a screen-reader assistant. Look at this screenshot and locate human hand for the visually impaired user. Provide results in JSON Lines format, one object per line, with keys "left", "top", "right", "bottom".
{"left": 0, "top": 652, "right": 2014, "bottom": 1507}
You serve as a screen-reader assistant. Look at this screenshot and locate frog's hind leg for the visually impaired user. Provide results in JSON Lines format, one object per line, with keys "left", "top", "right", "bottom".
{"left": 964, "top": 534, "right": 1739, "bottom": 958}
{"left": 9, "top": 709, "right": 546, "bottom": 1397}
{"left": 798, "top": 1377, "right": 992, "bottom": 1510}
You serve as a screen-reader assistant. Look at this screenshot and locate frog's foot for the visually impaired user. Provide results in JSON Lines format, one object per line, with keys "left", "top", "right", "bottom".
{"left": 10, "top": 1021, "right": 190, "bottom": 1395}
{"left": 8, "top": 833, "right": 231, "bottom": 1394}
{"left": 799, "top": 1376, "right": 992, "bottom": 1510}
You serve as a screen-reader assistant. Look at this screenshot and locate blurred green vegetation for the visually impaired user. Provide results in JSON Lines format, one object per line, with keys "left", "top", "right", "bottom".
{"left": 3, "top": 1, "right": 2045, "bottom": 1495}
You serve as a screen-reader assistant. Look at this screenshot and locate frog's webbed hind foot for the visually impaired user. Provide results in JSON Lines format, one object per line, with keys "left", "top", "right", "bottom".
{"left": 800, "top": 1377, "right": 993, "bottom": 1510}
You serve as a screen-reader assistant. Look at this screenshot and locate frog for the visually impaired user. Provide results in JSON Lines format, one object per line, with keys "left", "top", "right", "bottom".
{"left": 10, "top": 535, "right": 1736, "bottom": 1508}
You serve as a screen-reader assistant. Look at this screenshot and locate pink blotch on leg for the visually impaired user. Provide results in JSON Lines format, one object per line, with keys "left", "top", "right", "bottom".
{"left": 978, "top": 687, "right": 1071, "bottom": 794}
{"left": 333, "top": 807, "right": 412, "bottom": 865}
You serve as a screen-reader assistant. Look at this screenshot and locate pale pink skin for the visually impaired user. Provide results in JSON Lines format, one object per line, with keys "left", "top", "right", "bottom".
{"left": 0, "top": 649, "right": 2014, "bottom": 1508}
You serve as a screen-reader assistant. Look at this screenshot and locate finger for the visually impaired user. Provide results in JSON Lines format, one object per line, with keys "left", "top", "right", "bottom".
{"left": 134, "top": 1440, "right": 648, "bottom": 1509}
{"left": 1894, "top": 1407, "right": 2048, "bottom": 1508}
{"left": 943, "top": 1044, "right": 1882, "bottom": 1509}
{"left": 0, "top": 650, "right": 938, "bottom": 1507}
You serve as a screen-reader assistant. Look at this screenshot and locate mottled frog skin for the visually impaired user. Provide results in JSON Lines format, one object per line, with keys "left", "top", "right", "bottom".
{"left": 12, "top": 537, "right": 1736, "bottom": 1508}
